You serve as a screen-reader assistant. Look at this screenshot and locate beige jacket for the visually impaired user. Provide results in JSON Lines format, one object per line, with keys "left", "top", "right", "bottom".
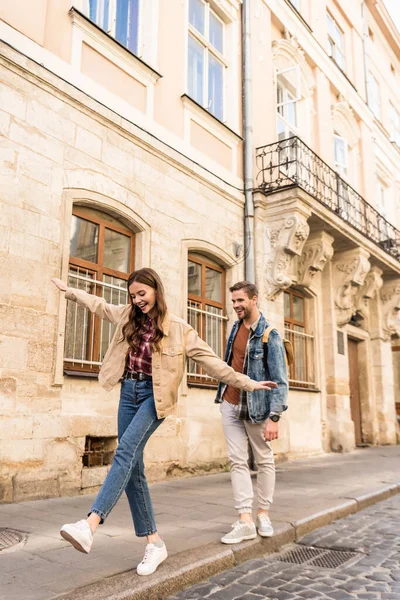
{"left": 65, "top": 288, "right": 257, "bottom": 419}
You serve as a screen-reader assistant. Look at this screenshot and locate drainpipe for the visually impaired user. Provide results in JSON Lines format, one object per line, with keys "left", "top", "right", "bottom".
{"left": 242, "top": 0, "right": 255, "bottom": 282}
{"left": 361, "top": 2, "right": 369, "bottom": 104}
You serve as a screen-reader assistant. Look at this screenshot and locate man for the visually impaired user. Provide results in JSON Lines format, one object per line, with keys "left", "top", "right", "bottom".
{"left": 215, "top": 281, "right": 288, "bottom": 543}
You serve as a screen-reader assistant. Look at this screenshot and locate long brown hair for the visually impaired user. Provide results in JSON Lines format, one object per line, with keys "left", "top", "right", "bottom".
{"left": 122, "top": 268, "right": 167, "bottom": 353}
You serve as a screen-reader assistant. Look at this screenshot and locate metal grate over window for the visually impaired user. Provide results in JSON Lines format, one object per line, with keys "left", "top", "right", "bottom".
{"left": 82, "top": 436, "right": 117, "bottom": 468}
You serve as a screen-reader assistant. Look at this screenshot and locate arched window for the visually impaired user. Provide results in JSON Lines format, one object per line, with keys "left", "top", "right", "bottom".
{"left": 284, "top": 288, "right": 316, "bottom": 389}
{"left": 187, "top": 253, "right": 227, "bottom": 386}
{"left": 64, "top": 206, "right": 135, "bottom": 374}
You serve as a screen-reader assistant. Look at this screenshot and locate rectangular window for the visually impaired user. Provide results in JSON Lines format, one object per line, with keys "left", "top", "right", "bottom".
{"left": 367, "top": 72, "right": 381, "bottom": 120}
{"left": 65, "top": 208, "right": 134, "bottom": 373}
{"left": 284, "top": 289, "right": 316, "bottom": 389}
{"left": 327, "top": 13, "right": 345, "bottom": 70}
{"left": 85, "top": 0, "right": 140, "bottom": 54}
{"left": 83, "top": 436, "right": 117, "bottom": 468}
{"left": 334, "top": 134, "right": 348, "bottom": 176}
{"left": 187, "top": 255, "right": 227, "bottom": 386}
{"left": 390, "top": 104, "right": 400, "bottom": 147}
{"left": 188, "top": 0, "right": 225, "bottom": 120}
{"left": 276, "top": 65, "right": 301, "bottom": 141}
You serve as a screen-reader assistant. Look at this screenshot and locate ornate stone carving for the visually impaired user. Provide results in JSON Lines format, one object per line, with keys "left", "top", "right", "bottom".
{"left": 333, "top": 249, "right": 371, "bottom": 326}
{"left": 380, "top": 280, "right": 400, "bottom": 339}
{"left": 265, "top": 213, "right": 310, "bottom": 300}
{"left": 297, "top": 232, "right": 334, "bottom": 289}
{"left": 356, "top": 266, "right": 383, "bottom": 317}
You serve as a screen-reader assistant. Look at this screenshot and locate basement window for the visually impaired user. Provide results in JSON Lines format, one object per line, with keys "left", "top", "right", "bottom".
{"left": 83, "top": 436, "right": 117, "bottom": 468}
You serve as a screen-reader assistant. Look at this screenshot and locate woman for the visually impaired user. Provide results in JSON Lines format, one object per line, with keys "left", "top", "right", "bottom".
{"left": 52, "top": 268, "right": 277, "bottom": 576}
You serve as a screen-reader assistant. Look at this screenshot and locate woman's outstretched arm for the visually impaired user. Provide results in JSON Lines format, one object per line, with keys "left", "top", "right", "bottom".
{"left": 51, "top": 278, "right": 128, "bottom": 324}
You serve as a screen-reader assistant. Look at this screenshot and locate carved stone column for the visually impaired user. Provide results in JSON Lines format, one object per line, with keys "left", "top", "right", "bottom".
{"left": 264, "top": 211, "right": 310, "bottom": 300}
{"left": 333, "top": 249, "right": 371, "bottom": 327}
{"left": 368, "top": 279, "right": 400, "bottom": 445}
{"left": 297, "top": 231, "right": 334, "bottom": 289}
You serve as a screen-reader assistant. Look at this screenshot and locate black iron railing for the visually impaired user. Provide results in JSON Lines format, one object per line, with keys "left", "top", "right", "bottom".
{"left": 256, "top": 136, "right": 400, "bottom": 261}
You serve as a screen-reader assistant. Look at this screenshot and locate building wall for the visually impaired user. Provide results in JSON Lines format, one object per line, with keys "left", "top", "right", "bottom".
{"left": 0, "top": 0, "right": 399, "bottom": 503}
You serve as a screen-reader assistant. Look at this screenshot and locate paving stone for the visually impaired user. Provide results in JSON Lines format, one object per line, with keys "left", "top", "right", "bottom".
{"left": 208, "top": 583, "right": 255, "bottom": 599}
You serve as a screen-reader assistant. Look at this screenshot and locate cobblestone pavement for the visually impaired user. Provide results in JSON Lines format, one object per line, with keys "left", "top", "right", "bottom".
{"left": 169, "top": 495, "right": 400, "bottom": 600}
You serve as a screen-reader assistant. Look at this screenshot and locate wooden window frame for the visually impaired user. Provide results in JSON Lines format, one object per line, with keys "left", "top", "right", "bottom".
{"left": 284, "top": 288, "right": 315, "bottom": 390}
{"left": 187, "top": 253, "right": 226, "bottom": 388}
{"left": 65, "top": 207, "right": 135, "bottom": 374}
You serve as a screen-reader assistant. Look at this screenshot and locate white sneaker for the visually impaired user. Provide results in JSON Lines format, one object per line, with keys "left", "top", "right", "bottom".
{"left": 220, "top": 520, "right": 257, "bottom": 544}
{"left": 136, "top": 542, "right": 168, "bottom": 576}
{"left": 256, "top": 513, "right": 274, "bottom": 537}
{"left": 60, "top": 519, "right": 93, "bottom": 554}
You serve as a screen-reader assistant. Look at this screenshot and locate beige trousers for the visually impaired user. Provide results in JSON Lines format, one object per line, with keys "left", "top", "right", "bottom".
{"left": 221, "top": 400, "right": 275, "bottom": 514}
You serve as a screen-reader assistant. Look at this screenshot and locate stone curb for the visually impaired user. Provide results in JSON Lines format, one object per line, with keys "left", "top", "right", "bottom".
{"left": 58, "top": 482, "right": 400, "bottom": 600}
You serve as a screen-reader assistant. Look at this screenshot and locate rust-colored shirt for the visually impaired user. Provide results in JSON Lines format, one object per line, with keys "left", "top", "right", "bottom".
{"left": 223, "top": 323, "right": 250, "bottom": 405}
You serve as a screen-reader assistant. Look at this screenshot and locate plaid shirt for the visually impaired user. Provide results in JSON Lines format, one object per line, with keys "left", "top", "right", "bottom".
{"left": 127, "top": 318, "right": 154, "bottom": 376}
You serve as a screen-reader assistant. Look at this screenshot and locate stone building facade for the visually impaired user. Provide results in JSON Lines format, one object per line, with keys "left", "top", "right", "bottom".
{"left": 0, "top": 0, "right": 399, "bottom": 503}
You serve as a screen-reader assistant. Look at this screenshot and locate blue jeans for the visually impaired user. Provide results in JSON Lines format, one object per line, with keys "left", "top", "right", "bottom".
{"left": 89, "top": 379, "right": 164, "bottom": 536}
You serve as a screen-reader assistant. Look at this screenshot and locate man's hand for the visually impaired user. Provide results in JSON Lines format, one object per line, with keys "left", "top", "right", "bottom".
{"left": 264, "top": 418, "right": 279, "bottom": 442}
{"left": 253, "top": 381, "right": 278, "bottom": 391}
{"left": 51, "top": 278, "right": 68, "bottom": 292}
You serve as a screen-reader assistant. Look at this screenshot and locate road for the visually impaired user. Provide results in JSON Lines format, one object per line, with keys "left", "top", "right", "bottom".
{"left": 169, "top": 494, "right": 400, "bottom": 600}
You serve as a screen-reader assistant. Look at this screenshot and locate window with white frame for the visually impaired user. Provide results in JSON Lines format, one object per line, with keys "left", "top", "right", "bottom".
{"left": 327, "top": 13, "right": 345, "bottom": 70}
{"left": 376, "top": 178, "right": 388, "bottom": 216}
{"left": 334, "top": 134, "right": 348, "bottom": 176}
{"left": 276, "top": 65, "right": 301, "bottom": 141}
{"left": 289, "top": 0, "right": 300, "bottom": 10}
{"left": 84, "top": 0, "right": 140, "bottom": 55}
{"left": 187, "top": 0, "right": 226, "bottom": 121}
{"left": 390, "top": 104, "right": 400, "bottom": 147}
{"left": 367, "top": 72, "right": 381, "bottom": 120}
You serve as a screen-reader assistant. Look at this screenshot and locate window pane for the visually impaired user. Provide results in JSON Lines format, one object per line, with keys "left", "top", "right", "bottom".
{"left": 103, "top": 228, "right": 130, "bottom": 272}
{"left": 293, "top": 324, "right": 306, "bottom": 382}
{"left": 70, "top": 215, "right": 99, "bottom": 264}
{"left": 293, "top": 295, "right": 304, "bottom": 322}
{"left": 189, "top": 0, "right": 205, "bottom": 35}
{"left": 285, "top": 99, "right": 297, "bottom": 127}
{"left": 115, "top": 0, "right": 139, "bottom": 53}
{"left": 208, "top": 53, "right": 223, "bottom": 119}
{"left": 188, "top": 260, "right": 202, "bottom": 296}
{"left": 188, "top": 35, "right": 204, "bottom": 105}
{"left": 65, "top": 268, "right": 95, "bottom": 364}
{"left": 334, "top": 136, "right": 347, "bottom": 169}
{"left": 205, "top": 305, "right": 223, "bottom": 357}
{"left": 100, "top": 275, "right": 128, "bottom": 361}
{"left": 205, "top": 267, "right": 222, "bottom": 302}
{"left": 209, "top": 12, "right": 223, "bottom": 53}
{"left": 284, "top": 292, "right": 291, "bottom": 318}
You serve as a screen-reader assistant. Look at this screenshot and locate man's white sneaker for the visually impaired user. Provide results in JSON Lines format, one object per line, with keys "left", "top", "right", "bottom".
{"left": 60, "top": 519, "right": 93, "bottom": 554}
{"left": 256, "top": 513, "right": 274, "bottom": 538}
{"left": 220, "top": 520, "right": 257, "bottom": 544}
{"left": 136, "top": 542, "right": 168, "bottom": 576}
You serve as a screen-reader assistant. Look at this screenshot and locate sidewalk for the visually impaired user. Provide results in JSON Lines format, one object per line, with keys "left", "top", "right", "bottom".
{"left": 0, "top": 446, "right": 399, "bottom": 600}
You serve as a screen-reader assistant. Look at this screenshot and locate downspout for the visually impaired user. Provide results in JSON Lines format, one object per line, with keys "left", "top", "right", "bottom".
{"left": 242, "top": 0, "right": 255, "bottom": 282}
{"left": 361, "top": 2, "right": 369, "bottom": 104}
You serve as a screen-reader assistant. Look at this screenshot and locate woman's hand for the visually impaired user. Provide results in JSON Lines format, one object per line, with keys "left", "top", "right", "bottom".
{"left": 51, "top": 278, "right": 68, "bottom": 292}
{"left": 253, "top": 380, "right": 278, "bottom": 391}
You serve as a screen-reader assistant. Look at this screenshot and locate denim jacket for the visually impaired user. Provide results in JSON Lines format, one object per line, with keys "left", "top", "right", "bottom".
{"left": 215, "top": 313, "right": 289, "bottom": 423}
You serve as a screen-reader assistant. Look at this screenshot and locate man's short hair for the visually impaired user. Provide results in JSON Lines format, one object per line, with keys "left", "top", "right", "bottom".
{"left": 229, "top": 281, "right": 258, "bottom": 298}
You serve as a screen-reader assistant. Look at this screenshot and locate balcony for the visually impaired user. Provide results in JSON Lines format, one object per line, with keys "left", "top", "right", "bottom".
{"left": 256, "top": 136, "right": 400, "bottom": 261}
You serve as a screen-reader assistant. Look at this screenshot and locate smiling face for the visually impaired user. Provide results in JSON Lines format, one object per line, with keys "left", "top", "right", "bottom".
{"left": 129, "top": 281, "right": 157, "bottom": 318}
{"left": 231, "top": 289, "right": 258, "bottom": 322}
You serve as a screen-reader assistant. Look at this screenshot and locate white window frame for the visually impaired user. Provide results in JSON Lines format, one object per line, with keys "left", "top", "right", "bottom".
{"left": 327, "top": 12, "right": 345, "bottom": 71}
{"left": 376, "top": 178, "right": 388, "bottom": 217}
{"left": 187, "top": 0, "right": 227, "bottom": 121}
{"left": 390, "top": 103, "right": 400, "bottom": 147}
{"left": 276, "top": 65, "right": 301, "bottom": 140}
{"left": 334, "top": 134, "right": 348, "bottom": 177}
{"left": 82, "top": 0, "right": 142, "bottom": 57}
{"left": 367, "top": 71, "right": 381, "bottom": 120}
